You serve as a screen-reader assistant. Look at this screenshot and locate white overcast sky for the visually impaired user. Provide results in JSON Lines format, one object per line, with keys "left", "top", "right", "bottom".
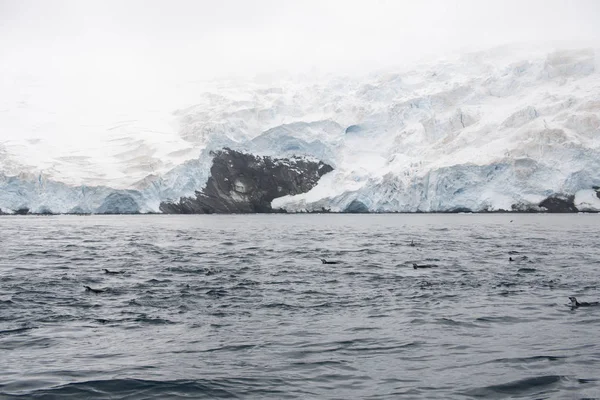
{"left": 2, "top": 0, "right": 600, "bottom": 80}
{"left": 1, "top": 0, "right": 599, "bottom": 145}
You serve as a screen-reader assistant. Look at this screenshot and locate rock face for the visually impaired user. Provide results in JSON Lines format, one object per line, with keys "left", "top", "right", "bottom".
{"left": 510, "top": 194, "right": 585, "bottom": 213}
{"left": 538, "top": 195, "right": 578, "bottom": 213}
{"left": 160, "top": 148, "right": 333, "bottom": 214}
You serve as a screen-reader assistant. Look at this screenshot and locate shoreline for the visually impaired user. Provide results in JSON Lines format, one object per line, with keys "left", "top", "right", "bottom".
{"left": 1, "top": 210, "right": 599, "bottom": 216}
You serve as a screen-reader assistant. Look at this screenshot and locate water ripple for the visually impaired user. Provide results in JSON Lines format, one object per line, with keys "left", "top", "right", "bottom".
{"left": 0, "top": 214, "right": 599, "bottom": 399}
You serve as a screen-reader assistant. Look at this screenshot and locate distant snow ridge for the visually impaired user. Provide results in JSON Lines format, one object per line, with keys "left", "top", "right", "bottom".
{"left": 1, "top": 46, "right": 600, "bottom": 213}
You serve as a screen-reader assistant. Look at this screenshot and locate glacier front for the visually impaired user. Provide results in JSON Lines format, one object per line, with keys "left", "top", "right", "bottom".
{"left": 1, "top": 46, "right": 600, "bottom": 214}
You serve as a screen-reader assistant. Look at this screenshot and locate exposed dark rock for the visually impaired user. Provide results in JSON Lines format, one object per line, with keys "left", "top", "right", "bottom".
{"left": 594, "top": 186, "right": 600, "bottom": 200}
{"left": 97, "top": 192, "right": 140, "bottom": 214}
{"left": 160, "top": 148, "right": 333, "bottom": 214}
{"left": 511, "top": 203, "right": 539, "bottom": 212}
{"left": 14, "top": 207, "right": 30, "bottom": 215}
{"left": 344, "top": 200, "right": 369, "bottom": 213}
{"left": 447, "top": 207, "right": 473, "bottom": 213}
{"left": 539, "top": 195, "right": 578, "bottom": 213}
{"left": 511, "top": 196, "right": 579, "bottom": 213}
{"left": 309, "top": 207, "right": 331, "bottom": 213}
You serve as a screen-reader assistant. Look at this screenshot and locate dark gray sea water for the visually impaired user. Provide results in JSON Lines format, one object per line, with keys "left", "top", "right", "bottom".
{"left": 1, "top": 214, "right": 599, "bottom": 399}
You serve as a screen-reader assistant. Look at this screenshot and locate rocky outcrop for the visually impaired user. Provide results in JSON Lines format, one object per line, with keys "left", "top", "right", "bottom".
{"left": 447, "top": 207, "right": 474, "bottom": 213}
{"left": 160, "top": 148, "right": 333, "bottom": 213}
{"left": 512, "top": 194, "right": 581, "bottom": 213}
{"left": 539, "top": 195, "right": 578, "bottom": 213}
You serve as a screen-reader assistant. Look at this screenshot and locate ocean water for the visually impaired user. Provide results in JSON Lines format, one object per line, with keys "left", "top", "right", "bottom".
{"left": 1, "top": 214, "right": 599, "bottom": 399}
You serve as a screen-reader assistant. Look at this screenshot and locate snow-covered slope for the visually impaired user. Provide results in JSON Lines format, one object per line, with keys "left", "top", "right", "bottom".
{"left": 1, "top": 45, "right": 600, "bottom": 213}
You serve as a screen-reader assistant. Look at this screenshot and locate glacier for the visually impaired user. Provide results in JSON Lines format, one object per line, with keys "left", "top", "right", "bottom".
{"left": 1, "top": 45, "right": 600, "bottom": 214}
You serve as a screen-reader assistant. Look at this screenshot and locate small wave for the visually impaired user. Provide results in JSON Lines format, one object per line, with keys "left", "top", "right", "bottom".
{"left": 484, "top": 355, "right": 565, "bottom": 364}
{"left": 290, "top": 359, "right": 352, "bottom": 369}
{"left": 497, "top": 290, "right": 522, "bottom": 296}
{"left": 206, "top": 289, "right": 228, "bottom": 297}
{"left": 0, "top": 326, "right": 35, "bottom": 336}
{"left": 22, "top": 251, "right": 64, "bottom": 258}
{"left": 495, "top": 281, "right": 518, "bottom": 288}
{"left": 465, "top": 374, "right": 563, "bottom": 397}
{"left": 233, "top": 279, "right": 260, "bottom": 288}
{"left": 435, "top": 318, "right": 483, "bottom": 328}
{"left": 0, "top": 336, "right": 54, "bottom": 350}
{"left": 349, "top": 341, "right": 423, "bottom": 353}
{"left": 294, "top": 338, "right": 423, "bottom": 355}
{"left": 475, "top": 316, "right": 529, "bottom": 323}
{"left": 1, "top": 378, "right": 238, "bottom": 399}
{"left": 311, "top": 302, "right": 333, "bottom": 308}
{"left": 345, "top": 326, "right": 379, "bottom": 332}
{"left": 146, "top": 278, "right": 172, "bottom": 284}
{"left": 471, "top": 235, "right": 492, "bottom": 240}
{"left": 133, "top": 316, "right": 176, "bottom": 325}
{"left": 200, "top": 343, "right": 258, "bottom": 353}
{"left": 517, "top": 267, "right": 537, "bottom": 273}
{"left": 261, "top": 302, "right": 299, "bottom": 309}
{"left": 339, "top": 248, "right": 382, "bottom": 255}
